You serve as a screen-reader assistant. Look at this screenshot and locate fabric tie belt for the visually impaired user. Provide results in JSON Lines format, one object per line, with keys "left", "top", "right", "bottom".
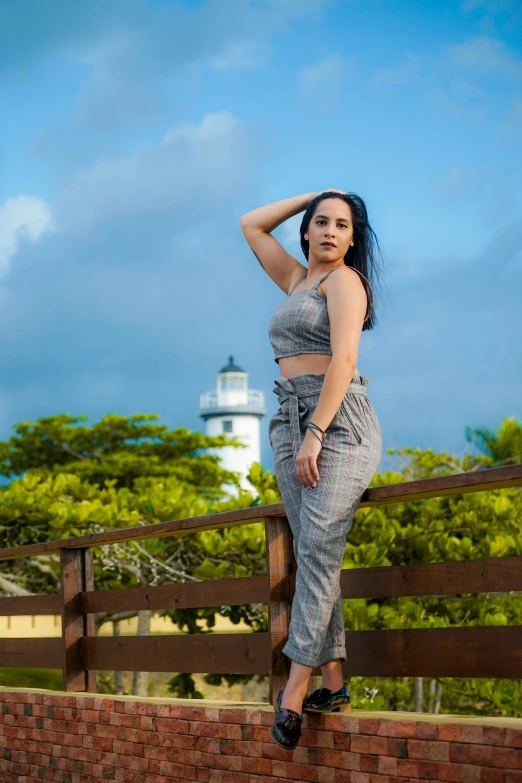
{"left": 272, "top": 376, "right": 366, "bottom": 460}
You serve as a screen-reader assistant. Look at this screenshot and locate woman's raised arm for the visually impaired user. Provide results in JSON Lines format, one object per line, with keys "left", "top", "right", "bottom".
{"left": 239, "top": 192, "right": 316, "bottom": 294}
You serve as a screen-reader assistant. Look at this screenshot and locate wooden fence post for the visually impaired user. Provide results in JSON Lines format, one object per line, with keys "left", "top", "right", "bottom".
{"left": 60, "top": 547, "right": 96, "bottom": 692}
{"left": 265, "top": 515, "right": 295, "bottom": 707}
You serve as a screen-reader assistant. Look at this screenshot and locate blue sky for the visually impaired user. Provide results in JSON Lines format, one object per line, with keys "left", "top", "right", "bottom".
{"left": 0, "top": 0, "right": 521, "bottom": 476}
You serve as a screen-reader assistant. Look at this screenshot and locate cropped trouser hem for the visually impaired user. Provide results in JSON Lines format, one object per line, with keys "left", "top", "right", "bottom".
{"left": 282, "top": 641, "right": 346, "bottom": 669}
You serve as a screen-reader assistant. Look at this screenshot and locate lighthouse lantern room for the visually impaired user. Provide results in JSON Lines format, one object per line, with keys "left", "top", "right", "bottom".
{"left": 199, "top": 356, "right": 266, "bottom": 495}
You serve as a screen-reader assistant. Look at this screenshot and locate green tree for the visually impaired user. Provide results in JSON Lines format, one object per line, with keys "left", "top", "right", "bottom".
{"left": 0, "top": 413, "right": 270, "bottom": 696}
{"left": 465, "top": 416, "right": 522, "bottom": 467}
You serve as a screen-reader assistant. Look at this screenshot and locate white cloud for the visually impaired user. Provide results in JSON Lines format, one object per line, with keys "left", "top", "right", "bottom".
{"left": 299, "top": 54, "right": 355, "bottom": 117}
{"left": 58, "top": 110, "right": 253, "bottom": 233}
{"left": 300, "top": 54, "right": 352, "bottom": 96}
{"left": 210, "top": 40, "right": 268, "bottom": 70}
{"left": 279, "top": 214, "right": 303, "bottom": 248}
{"left": 370, "top": 53, "right": 422, "bottom": 88}
{"left": 497, "top": 94, "right": 522, "bottom": 144}
{"left": 435, "top": 163, "right": 522, "bottom": 224}
{"left": 0, "top": 196, "right": 54, "bottom": 278}
{"left": 447, "top": 36, "right": 522, "bottom": 77}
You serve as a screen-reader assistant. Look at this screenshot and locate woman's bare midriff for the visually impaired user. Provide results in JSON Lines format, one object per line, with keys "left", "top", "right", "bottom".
{"left": 278, "top": 353, "right": 359, "bottom": 379}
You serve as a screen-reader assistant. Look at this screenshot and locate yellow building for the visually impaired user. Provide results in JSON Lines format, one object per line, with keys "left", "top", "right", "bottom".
{"left": 0, "top": 612, "right": 251, "bottom": 638}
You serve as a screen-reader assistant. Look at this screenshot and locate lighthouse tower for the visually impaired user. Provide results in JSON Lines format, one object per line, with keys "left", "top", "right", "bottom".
{"left": 199, "top": 356, "right": 266, "bottom": 495}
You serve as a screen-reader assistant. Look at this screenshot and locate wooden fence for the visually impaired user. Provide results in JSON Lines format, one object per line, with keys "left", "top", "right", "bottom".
{"left": 0, "top": 464, "right": 521, "bottom": 706}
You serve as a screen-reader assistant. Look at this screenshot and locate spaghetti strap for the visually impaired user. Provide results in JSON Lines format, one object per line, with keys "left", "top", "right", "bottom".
{"left": 287, "top": 275, "right": 307, "bottom": 296}
{"left": 312, "top": 267, "right": 339, "bottom": 290}
{"left": 313, "top": 265, "right": 374, "bottom": 321}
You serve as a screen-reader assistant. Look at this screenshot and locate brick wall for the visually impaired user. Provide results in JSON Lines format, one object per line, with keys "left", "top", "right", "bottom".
{"left": 1, "top": 686, "right": 522, "bottom": 782}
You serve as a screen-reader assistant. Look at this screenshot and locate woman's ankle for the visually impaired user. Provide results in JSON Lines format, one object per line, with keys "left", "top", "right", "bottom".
{"left": 321, "top": 677, "right": 344, "bottom": 692}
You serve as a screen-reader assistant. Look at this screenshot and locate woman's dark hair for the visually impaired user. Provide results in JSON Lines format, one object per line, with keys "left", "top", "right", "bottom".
{"left": 299, "top": 191, "right": 384, "bottom": 331}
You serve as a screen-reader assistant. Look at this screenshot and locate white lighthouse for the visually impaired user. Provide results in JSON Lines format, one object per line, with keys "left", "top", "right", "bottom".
{"left": 199, "top": 356, "right": 266, "bottom": 495}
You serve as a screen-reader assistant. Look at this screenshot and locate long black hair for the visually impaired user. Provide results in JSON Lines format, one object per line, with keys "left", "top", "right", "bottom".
{"left": 299, "top": 191, "right": 384, "bottom": 331}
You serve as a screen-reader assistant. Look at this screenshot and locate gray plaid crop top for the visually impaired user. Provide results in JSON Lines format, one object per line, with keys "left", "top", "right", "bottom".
{"left": 268, "top": 265, "right": 373, "bottom": 364}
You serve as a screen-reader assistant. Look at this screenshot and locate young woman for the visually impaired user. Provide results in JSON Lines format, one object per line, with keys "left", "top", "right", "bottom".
{"left": 240, "top": 190, "right": 384, "bottom": 750}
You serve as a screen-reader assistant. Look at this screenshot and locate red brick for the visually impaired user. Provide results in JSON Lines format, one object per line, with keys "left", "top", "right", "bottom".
{"left": 460, "top": 725, "right": 484, "bottom": 744}
{"left": 376, "top": 722, "right": 397, "bottom": 738}
{"left": 414, "top": 722, "right": 438, "bottom": 740}
{"left": 293, "top": 744, "right": 311, "bottom": 765}
{"left": 208, "top": 709, "right": 247, "bottom": 724}
{"left": 154, "top": 732, "right": 196, "bottom": 751}
{"left": 396, "top": 759, "right": 419, "bottom": 777}
{"left": 368, "top": 736, "right": 388, "bottom": 755}
{"left": 112, "top": 740, "right": 145, "bottom": 757}
{"left": 207, "top": 771, "right": 250, "bottom": 783}
{"left": 358, "top": 720, "right": 380, "bottom": 736}
{"left": 189, "top": 721, "right": 241, "bottom": 740}
{"left": 482, "top": 727, "right": 506, "bottom": 746}
{"left": 506, "top": 774, "right": 522, "bottom": 783}
{"left": 438, "top": 723, "right": 462, "bottom": 742}
{"left": 82, "top": 734, "right": 113, "bottom": 752}
{"left": 350, "top": 735, "right": 370, "bottom": 754}
{"left": 238, "top": 756, "right": 272, "bottom": 776}
{"left": 468, "top": 743, "right": 495, "bottom": 766}
{"left": 481, "top": 769, "right": 505, "bottom": 783}
{"left": 460, "top": 764, "right": 483, "bottom": 783}
{"left": 408, "top": 738, "right": 450, "bottom": 761}
{"left": 449, "top": 742, "right": 470, "bottom": 763}
{"left": 323, "top": 715, "right": 358, "bottom": 733}
{"left": 435, "top": 761, "right": 461, "bottom": 782}
{"left": 492, "top": 747, "right": 519, "bottom": 767}
{"left": 143, "top": 745, "right": 181, "bottom": 763}
{"left": 412, "top": 760, "right": 436, "bottom": 779}
{"left": 349, "top": 773, "right": 370, "bottom": 783}
{"left": 307, "top": 748, "right": 335, "bottom": 767}
{"left": 386, "top": 738, "right": 408, "bottom": 759}
{"left": 360, "top": 755, "right": 378, "bottom": 774}
{"left": 394, "top": 721, "right": 417, "bottom": 739}
{"left": 231, "top": 740, "right": 262, "bottom": 758}
{"left": 79, "top": 709, "right": 99, "bottom": 723}
{"left": 92, "top": 698, "right": 115, "bottom": 712}
{"left": 506, "top": 730, "right": 522, "bottom": 748}
{"left": 340, "top": 752, "right": 361, "bottom": 771}
{"left": 334, "top": 772, "right": 353, "bottom": 782}
{"left": 317, "top": 732, "right": 335, "bottom": 750}
{"left": 195, "top": 737, "right": 222, "bottom": 754}
{"left": 180, "top": 750, "right": 215, "bottom": 768}
{"left": 259, "top": 740, "right": 294, "bottom": 762}
{"left": 213, "top": 754, "right": 243, "bottom": 771}
{"left": 332, "top": 732, "right": 351, "bottom": 752}
{"left": 115, "top": 754, "right": 149, "bottom": 772}
{"left": 316, "top": 766, "right": 336, "bottom": 783}
{"left": 377, "top": 757, "right": 397, "bottom": 775}
{"left": 153, "top": 717, "right": 190, "bottom": 734}
{"left": 259, "top": 711, "right": 274, "bottom": 727}
{"left": 272, "top": 759, "right": 319, "bottom": 781}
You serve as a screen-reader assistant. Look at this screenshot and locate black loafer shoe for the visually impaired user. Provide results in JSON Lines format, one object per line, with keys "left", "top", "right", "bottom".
{"left": 269, "top": 683, "right": 303, "bottom": 750}
{"left": 302, "top": 682, "right": 351, "bottom": 713}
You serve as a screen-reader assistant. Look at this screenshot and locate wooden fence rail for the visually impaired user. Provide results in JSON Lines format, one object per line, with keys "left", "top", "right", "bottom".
{"left": 0, "top": 464, "right": 521, "bottom": 706}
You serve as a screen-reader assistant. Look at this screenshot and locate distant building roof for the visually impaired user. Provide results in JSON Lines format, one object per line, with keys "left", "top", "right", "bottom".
{"left": 219, "top": 354, "right": 245, "bottom": 373}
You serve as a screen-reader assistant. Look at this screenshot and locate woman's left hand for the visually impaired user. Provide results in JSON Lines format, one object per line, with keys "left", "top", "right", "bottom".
{"left": 296, "top": 430, "right": 322, "bottom": 487}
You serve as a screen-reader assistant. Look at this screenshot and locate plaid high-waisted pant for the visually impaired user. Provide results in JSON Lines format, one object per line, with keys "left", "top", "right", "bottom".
{"left": 268, "top": 371, "right": 382, "bottom": 668}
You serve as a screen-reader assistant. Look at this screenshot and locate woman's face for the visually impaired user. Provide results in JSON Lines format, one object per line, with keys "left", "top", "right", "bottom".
{"left": 305, "top": 198, "right": 354, "bottom": 262}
